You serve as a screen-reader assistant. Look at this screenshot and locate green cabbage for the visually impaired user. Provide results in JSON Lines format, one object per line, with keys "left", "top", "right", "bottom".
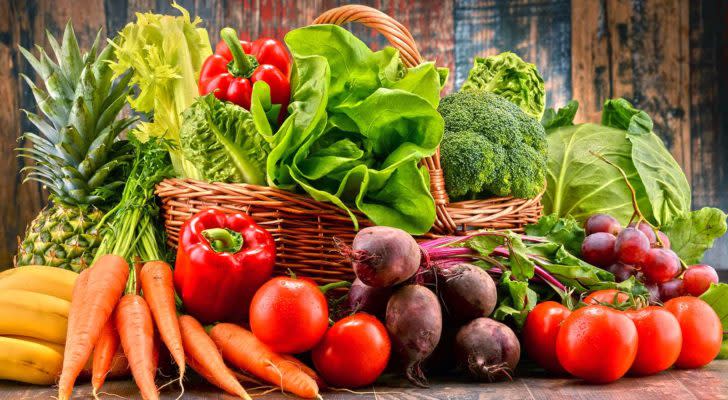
{"left": 461, "top": 52, "right": 545, "bottom": 120}
{"left": 543, "top": 99, "right": 691, "bottom": 227}
{"left": 264, "top": 25, "right": 445, "bottom": 234}
{"left": 180, "top": 94, "right": 271, "bottom": 185}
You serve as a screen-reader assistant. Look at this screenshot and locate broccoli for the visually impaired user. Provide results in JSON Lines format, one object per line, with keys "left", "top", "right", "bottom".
{"left": 438, "top": 90, "right": 547, "bottom": 200}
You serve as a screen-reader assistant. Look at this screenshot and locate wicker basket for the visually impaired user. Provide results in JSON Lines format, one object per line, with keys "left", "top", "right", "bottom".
{"left": 156, "top": 5, "right": 543, "bottom": 285}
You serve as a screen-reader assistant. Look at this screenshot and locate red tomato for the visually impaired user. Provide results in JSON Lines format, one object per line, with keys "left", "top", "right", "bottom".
{"left": 664, "top": 296, "right": 723, "bottom": 369}
{"left": 522, "top": 301, "right": 571, "bottom": 373}
{"left": 249, "top": 277, "right": 328, "bottom": 354}
{"left": 556, "top": 305, "right": 638, "bottom": 383}
{"left": 624, "top": 306, "right": 682, "bottom": 375}
{"left": 312, "top": 313, "right": 390, "bottom": 388}
{"left": 584, "top": 289, "right": 630, "bottom": 305}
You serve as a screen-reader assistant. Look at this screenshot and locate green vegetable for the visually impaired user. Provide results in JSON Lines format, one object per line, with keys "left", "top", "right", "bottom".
{"left": 524, "top": 213, "right": 585, "bottom": 256}
{"left": 180, "top": 93, "right": 272, "bottom": 185}
{"left": 264, "top": 25, "right": 444, "bottom": 234}
{"left": 541, "top": 99, "right": 578, "bottom": 130}
{"left": 108, "top": 3, "right": 212, "bottom": 178}
{"left": 438, "top": 90, "right": 547, "bottom": 200}
{"left": 700, "top": 283, "right": 728, "bottom": 359}
{"left": 461, "top": 52, "right": 546, "bottom": 120}
{"left": 543, "top": 99, "right": 691, "bottom": 226}
{"left": 663, "top": 208, "right": 728, "bottom": 264}
{"left": 93, "top": 135, "right": 174, "bottom": 264}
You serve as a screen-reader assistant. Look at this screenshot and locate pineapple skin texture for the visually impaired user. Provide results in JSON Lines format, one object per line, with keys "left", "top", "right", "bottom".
{"left": 16, "top": 204, "right": 104, "bottom": 272}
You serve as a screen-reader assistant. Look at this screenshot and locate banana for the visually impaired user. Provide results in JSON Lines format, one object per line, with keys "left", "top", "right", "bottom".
{"left": 0, "top": 265, "right": 77, "bottom": 301}
{"left": 0, "top": 335, "right": 63, "bottom": 385}
{"left": 0, "top": 289, "right": 69, "bottom": 344}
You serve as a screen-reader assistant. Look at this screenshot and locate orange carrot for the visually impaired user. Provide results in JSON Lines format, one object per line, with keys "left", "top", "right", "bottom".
{"left": 139, "top": 261, "right": 185, "bottom": 381}
{"left": 59, "top": 254, "right": 129, "bottom": 400}
{"left": 116, "top": 294, "right": 158, "bottom": 400}
{"left": 178, "top": 315, "right": 251, "bottom": 400}
{"left": 209, "top": 323, "right": 319, "bottom": 399}
{"left": 280, "top": 354, "right": 325, "bottom": 389}
{"left": 91, "top": 317, "right": 120, "bottom": 394}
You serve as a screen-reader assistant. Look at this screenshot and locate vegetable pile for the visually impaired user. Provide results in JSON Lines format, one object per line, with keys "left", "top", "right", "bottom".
{"left": 6, "top": 2, "right": 728, "bottom": 399}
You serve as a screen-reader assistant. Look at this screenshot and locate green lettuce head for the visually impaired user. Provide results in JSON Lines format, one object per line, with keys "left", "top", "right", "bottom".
{"left": 461, "top": 52, "right": 545, "bottom": 120}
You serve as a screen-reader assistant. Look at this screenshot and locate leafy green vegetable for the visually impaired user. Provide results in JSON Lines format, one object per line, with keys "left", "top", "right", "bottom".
{"left": 700, "top": 283, "right": 728, "bottom": 359}
{"left": 493, "top": 271, "right": 538, "bottom": 328}
{"left": 180, "top": 94, "right": 271, "bottom": 185}
{"left": 263, "top": 25, "right": 444, "bottom": 234}
{"left": 524, "top": 214, "right": 585, "bottom": 256}
{"left": 461, "top": 52, "right": 546, "bottom": 120}
{"left": 663, "top": 208, "right": 728, "bottom": 264}
{"left": 543, "top": 98, "right": 691, "bottom": 226}
{"left": 541, "top": 100, "right": 578, "bottom": 130}
{"left": 438, "top": 90, "right": 547, "bottom": 200}
{"left": 108, "top": 3, "right": 211, "bottom": 179}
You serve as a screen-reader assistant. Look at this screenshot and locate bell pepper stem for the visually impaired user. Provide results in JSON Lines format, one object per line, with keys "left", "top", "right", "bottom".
{"left": 201, "top": 228, "right": 244, "bottom": 253}
{"left": 221, "top": 27, "right": 254, "bottom": 76}
{"left": 319, "top": 280, "right": 352, "bottom": 294}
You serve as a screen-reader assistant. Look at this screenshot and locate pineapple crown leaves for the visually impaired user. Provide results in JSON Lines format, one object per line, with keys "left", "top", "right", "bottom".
{"left": 17, "top": 21, "right": 138, "bottom": 208}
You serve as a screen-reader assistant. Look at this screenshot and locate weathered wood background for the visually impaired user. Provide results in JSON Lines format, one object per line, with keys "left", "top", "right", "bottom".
{"left": 1, "top": 0, "right": 727, "bottom": 269}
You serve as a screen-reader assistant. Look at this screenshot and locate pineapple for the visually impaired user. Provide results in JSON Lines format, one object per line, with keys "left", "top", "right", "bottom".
{"left": 16, "top": 23, "right": 135, "bottom": 272}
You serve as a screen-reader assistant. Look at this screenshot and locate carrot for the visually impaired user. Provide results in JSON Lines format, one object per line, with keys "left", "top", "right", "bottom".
{"left": 280, "top": 354, "right": 326, "bottom": 389}
{"left": 178, "top": 315, "right": 251, "bottom": 400}
{"left": 209, "top": 323, "right": 319, "bottom": 399}
{"left": 139, "top": 261, "right": 185, "bottom": 381}
{"left": 91, "top": 317, "right": 120, "bottom": 395}
{"left": 116, "top": 294, "right": 158, "bottom": 400}
{"left": 58, "top": 254, "right": 129, "bottom": 400}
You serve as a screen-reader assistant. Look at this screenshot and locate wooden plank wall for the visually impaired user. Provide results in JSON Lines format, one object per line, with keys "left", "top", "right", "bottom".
{"left": 0, "top": 0, "right": 726, "bottom": 268}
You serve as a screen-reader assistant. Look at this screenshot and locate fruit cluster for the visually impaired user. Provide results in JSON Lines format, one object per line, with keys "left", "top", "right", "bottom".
{"left": 581, "top": 214, "right": 719, "bottom": 301}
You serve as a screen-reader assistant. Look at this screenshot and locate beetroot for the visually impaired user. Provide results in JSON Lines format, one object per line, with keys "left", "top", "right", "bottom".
{"left": 347, "top": 278, "right": 393, "bottom": 317}
{"left": 455, "top": 318, "right": 520, "bottom": 382}
{"left": 438, "top": 263, "right": 497, "bottom": 322}
{"left": 386, "top": 285, "right": 442, "bottom": 387}
{"left": 349, "top": 226, "right": 420, "bottom": 287}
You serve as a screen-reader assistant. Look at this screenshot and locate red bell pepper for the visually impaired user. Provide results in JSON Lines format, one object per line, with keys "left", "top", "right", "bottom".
{"left": 174, "top": 209, "right": 275, "bottom": 324}
{"left": 198, "top": 27, "right": 291, "bottom": 114}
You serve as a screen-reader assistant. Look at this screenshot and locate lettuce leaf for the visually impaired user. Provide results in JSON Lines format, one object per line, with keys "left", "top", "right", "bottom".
{"left": 264, "top": 25, "right": 444, "bottom": 234}
{"left": 663, "top": 208, "right": 728, "bottom": 264}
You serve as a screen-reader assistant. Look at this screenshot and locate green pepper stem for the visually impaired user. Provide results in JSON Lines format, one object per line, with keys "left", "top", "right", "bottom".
{"left": 319, "top": 281, "right": 352, "bottom": 294}
{"left": 202, "top": 228, "right": 244, "bottom": 253}
{"left": 221, "top": 27, "right": 253, "bottom": 76}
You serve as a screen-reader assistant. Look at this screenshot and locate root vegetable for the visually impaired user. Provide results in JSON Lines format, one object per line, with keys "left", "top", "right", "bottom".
{"left": 347, "top": 278, "right": 393, "bottom": 317}
{"left": 455, "top": 318, "right": 520, "bottom": 382}
{"left": 350, "top": 227, "right": 420, "bottom": 287}
{"left": 438, "top": 263, "right": 497, "bottom": 322}
{"left": 385, "top": 285, "right": 442, "bottom": 387}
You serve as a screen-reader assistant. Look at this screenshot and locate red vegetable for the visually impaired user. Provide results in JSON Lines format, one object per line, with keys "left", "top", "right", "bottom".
{"left": 249, "top": 277, "right": 328, "bottom": 354}
{"left": 174, "top": 209, "right": 275, "bottom": 324}
{"left": 583, "top": 289, "right": 629, "bottom": 306}
{"left": 522, "top": 301, "right": 571, "bottom": 374}
{"left": 312, "top": 313, "right": 390, "bottom": 388}
{"left": 199, "top": 27, "right": 290, "bottom": 115}
{"left": 664, "top": 296, "right": 723, "bottom": 369}
{"left": 556, "top": 305, "right": 638, "bottom": 383}
{"left": 624, "top": 306, "right": 682, "bottom": 376}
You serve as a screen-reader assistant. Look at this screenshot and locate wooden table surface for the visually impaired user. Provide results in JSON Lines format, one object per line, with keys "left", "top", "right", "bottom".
{"left": 1, "top": 360, "right": 726, "bottom": 400}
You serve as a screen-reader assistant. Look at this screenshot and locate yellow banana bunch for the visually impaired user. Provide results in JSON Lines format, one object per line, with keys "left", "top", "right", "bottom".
{"left": 0, "top": 289, "right": 69, "bottom": 344}
{"left": 0, "top": 265, "right": 77, "bottom": 301}
{"left": 0, "top": 336, "right": 63, "bottom": 385}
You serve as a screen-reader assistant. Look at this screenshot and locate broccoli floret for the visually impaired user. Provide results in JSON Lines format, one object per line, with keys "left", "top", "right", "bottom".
{"left": 438, "top": 90, "right": 547, "bottom": 200}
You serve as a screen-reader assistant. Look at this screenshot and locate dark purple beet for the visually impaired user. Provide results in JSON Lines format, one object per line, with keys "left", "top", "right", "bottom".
{"left": 386, "top": 285, "right": 442, "bottom": 387}
{"left": 455, "top": 318, "right": 520, "bottom": 382}
{"left": 350, "top": 226, "right": 421, "bottom": 287}
{"left": 438, "top": 263, "right": 497, "bottom": 322}
{"left": 347, "top": 278, "right": 393, "bottom": 317}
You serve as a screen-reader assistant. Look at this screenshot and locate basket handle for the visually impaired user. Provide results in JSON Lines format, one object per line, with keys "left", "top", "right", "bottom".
{"left": 312, "top": 5, "right": 456, "bottom": 233}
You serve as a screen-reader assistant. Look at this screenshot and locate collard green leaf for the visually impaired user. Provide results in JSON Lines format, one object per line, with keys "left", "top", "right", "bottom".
{"left": 525, "top": 214, "right": 585, "bottom": 256}
{"left": 541, "top": 100, "right": 578, "bottom": 130}
{"left": 663, "top": 208, "right": 728, "bottom": 264}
